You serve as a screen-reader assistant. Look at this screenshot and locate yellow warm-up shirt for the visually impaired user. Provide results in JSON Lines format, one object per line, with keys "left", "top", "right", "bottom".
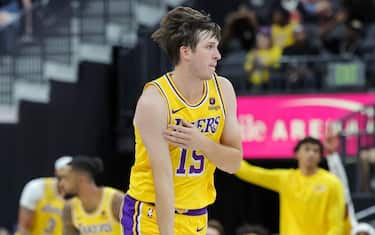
{"left": 236, "top": 161, "right": 345, "bottom": 235}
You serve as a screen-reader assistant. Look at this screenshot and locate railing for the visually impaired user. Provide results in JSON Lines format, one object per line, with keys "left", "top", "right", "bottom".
{"left": 0, "top": 0, "right": 137, "bottom": 105}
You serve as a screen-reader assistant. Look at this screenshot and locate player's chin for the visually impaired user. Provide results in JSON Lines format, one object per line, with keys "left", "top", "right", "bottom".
{"left": 201, "top": 70, "right": 215, "bottom": 80}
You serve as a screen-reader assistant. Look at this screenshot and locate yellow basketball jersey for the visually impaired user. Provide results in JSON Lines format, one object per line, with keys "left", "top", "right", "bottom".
{"left": 70, "top": 187, "right": 122, "bottom": 235}
{"left": 30, "top": 178, "right": 64, "bottom": 235}
{"left": 128, "top": 72, "right": 226, "bottom": 209}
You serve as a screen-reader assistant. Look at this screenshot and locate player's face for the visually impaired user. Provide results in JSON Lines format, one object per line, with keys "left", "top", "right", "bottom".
{"left": 57, "top": 166, "right": 79, "bottom": 199}
{"left": 189, "top": 31, "right": 221, "bottom": 80}
{"left": 55, "top": 167, "right": 67, "bottom": 197}
{"left": 296, "top": 143, "right": 321, "bottom": 169}
{"left": 206, "top": 227, "right": 220, "bottom": 235}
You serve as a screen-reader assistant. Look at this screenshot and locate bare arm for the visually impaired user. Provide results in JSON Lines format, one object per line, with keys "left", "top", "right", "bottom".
{"left": 62, "top": 202, "right": 78, "bottom": 235}
{"left": 135, "top": 86, "right": 174, "bottom": 235}
{"left": 111, "top": 191, "right": 125, "bottom": 222}
{"left": 16, "top": 207, "right": 34, "bottom": 235}
{"left": 164, "top": 77, "right": 242, "bottom": 173}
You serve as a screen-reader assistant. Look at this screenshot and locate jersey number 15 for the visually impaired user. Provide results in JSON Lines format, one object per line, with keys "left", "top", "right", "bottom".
{"left": 176, "top": 148, "right": 205, "bottom": 176}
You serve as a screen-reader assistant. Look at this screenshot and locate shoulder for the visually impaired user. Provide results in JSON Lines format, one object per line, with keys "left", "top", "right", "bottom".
{"left": 216, "top": 75, "right": 234, "bottom": 90}
{"left": 23, "top": 178, "right": 46, "bottom": 191}
{"left": 319, "top": 169, "right": 343, "bottom": 187}
{"left": 136, "top": 83, "right": 167, "bottom": 111}
{"left": 216, "top": 75, "right": 236, "bottom": 99}
{"left": 19, "top": 178, "right": 46, "bottom": 209}
{"left": 105, "top": 187, "right": 124, "bottom": 196}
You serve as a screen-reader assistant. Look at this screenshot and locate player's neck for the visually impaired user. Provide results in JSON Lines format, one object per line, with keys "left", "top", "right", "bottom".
{"left": 299, "top": 166, "right": 318, "bottom": 176}
{"left": 172, "top": 67, "right": 204, "bottom": 103}
{"left": 78, "top": 184, "right": 102, "bottom": 213}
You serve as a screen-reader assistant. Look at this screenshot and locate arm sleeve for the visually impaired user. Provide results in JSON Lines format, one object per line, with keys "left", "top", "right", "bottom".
{"left": 327, "top": 179, "right": 345, "bottom": 235}
{"left": 235, "top": 160, "right": 286, "bottom": 192}
{"left": 19, "top": 178, "right": 45, "bottom": 210}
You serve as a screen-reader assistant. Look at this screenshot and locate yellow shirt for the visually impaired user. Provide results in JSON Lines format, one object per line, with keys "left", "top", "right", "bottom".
{"left": 16, "top": 178, "right": 64, "bottom": 235}
{"left": 271, "top": 23, "right": 298, "bottom": 49}
{"left": 127, "top": 72, "right": 226, "bottom": 209}
{"left": 244, "top": 46, "right": 281, "bottom": 85}
{"left": 236, "top": 161, "right": 345, "bottom": 235}
{"left": 70, "top": 187, "right": 122, "bottom": 235}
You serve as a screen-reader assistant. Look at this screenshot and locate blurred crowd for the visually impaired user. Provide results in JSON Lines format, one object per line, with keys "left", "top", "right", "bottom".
{"left": 219, "top": 0, "right": 375, "bottom": 92}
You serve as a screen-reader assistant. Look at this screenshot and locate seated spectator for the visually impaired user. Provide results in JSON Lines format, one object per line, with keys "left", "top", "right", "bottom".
{"left": 0, "top": 0, "right": 19, "bottom": 27}
{"left": 207, "top": 219, "right": 225, "bottom": 235}
{"left": 283, "top": 25, "right": 320, "bottom": 55}
{"left": 298, "top": 0, "right": 337, "bottom": 23}
{"left": 0, "top": 0, "right": 20, "bottom": 54}
{"left": 244, "top": 28, "right": 282, "bottom": 91}
{"left": 283, "top": 25, "right": 319, "bottom": 90}
{"left": 220, "top": 5, "right": 258, "bottom": 56}
{"left": 271, "top": 7, "right": 298, "bottom": 49}
{"left": 351, "top": 223, "right": 375, "bottom": 235}
{"left": 322, "top": 18, "right": 364, "bottom": 56}
{"left": 236, "top": 224, "right": 270, "bottom": 235}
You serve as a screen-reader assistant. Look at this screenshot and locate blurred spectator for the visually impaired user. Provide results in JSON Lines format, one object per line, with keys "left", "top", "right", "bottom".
{"left": 298, "top": 0, "right": 339, "bottom": 23}
{"left": 325, "top": 128, "right": 357, "bottom": 235}
{"left": 236, "top": 224, "right": 270, "bottom": 235}
{"left": 283, "top": 25, "right": 319, "bottom": 55}
{"left": 322, "top": 18, "right": 364, "bottom": 56}
{"left": 271, "top": 7, "right": 298, "bottom": 49}
{"left": 283, "top": 25, "right": 319, "bottom": 90}
{"left": 221, "top": 5, "right": 258, "bottom": 56}
{"left": 351, "top": 223, "right": 375, "bottom": 235}
{"left": 243, "top": 28, "right": 282, "bottom": 91}
{"left": 207, "top": 219, "right": 225, "bottom": 235}
{"left": 0, "top": 0, "right": 20, "bottom": 54}
{"left": 359, "top": 148, "right": 375, "bottom": 192}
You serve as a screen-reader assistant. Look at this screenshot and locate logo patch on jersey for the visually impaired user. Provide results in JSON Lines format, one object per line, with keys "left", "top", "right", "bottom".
{"left": 314, "top": 185, "right": 327, "bottom": 193}
{"left": 172, "top": 107, "right": 185, "bottom": 114}
{"left": 147, "top": 208, "right": 153, "bottom": 218}
{"left": 208, "top": 97, "right": 220, "bottom": 111}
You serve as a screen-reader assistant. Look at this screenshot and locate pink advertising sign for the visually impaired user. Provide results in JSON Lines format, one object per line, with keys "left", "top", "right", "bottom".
{"left": 237, "top": 93, "right": 375, "bottom": 159}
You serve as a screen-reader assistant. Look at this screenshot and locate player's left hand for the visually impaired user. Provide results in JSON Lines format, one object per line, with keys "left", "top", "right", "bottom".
{"left": 163, "top": 119, "right": 207, "bottom": 150}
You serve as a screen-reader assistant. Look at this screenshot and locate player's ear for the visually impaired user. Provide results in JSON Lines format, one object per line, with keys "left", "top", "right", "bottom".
{"left": 180, "top": 46, "right": 192, "bottom": 61}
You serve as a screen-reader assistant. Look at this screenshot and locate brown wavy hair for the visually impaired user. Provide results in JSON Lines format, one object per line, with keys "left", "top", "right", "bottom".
{"left": 151, "top": 6, "right": 221, "bottom": 65}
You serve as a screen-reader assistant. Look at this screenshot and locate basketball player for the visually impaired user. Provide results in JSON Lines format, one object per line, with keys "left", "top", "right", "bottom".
{"left": 121, "top": 6, "right": 242, "bottom": 235}
{"left": 60, "top": 156, "right": 123, "bottom": 235}
{"left": 235, "top": 137, "right": 345, "bottom": 235}
{"left": 15, "top": 156, "right": 72, "bottom": 235}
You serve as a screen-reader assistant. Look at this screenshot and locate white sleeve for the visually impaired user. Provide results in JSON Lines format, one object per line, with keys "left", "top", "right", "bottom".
{"left": 19, "top": 178, "right": 45, "bottom": 211}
